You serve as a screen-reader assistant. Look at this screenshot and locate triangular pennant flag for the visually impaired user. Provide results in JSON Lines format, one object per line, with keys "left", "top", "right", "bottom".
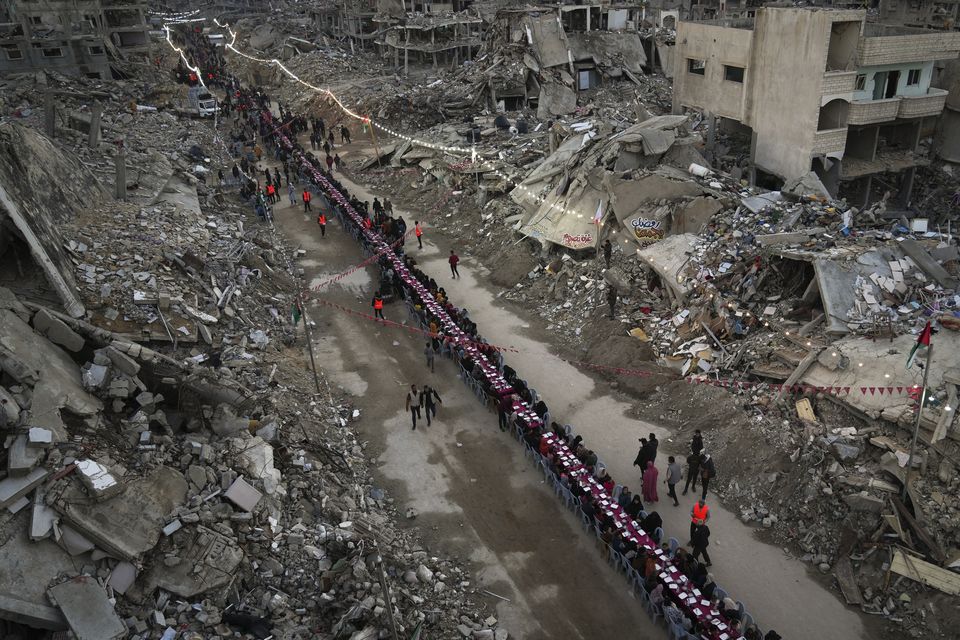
{"left": 887, "top": 387, "right": 894, "bottom": 394}
{"left": 860, "top": 387, "right": 867, "bottom": 395}
{"left": 877, "top": 388, "right": 885, "bottom": 395}
{"left": 897, "top": 386, "right": 903, "bottom": 394}
{"left": 869, "top": 387, "right": 876, "bottom": 395}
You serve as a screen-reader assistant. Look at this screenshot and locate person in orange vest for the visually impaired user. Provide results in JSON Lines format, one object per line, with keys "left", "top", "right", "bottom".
{"left": 317, "top": 212, "right": 327, "bottom": 237}
{"left": 372, "top": 291, "right": 384, "bottom": 320}
{"left": 690, "top": 498, "right": 710, "bottom": 544}
{"left": 415, "top": 220, "right": 423, "bottom": 249}
{"left": 363, "top": 217, "right": 372, "bottom": 230}
{"left": 266, "top": 183, "right": 276, "bottom": 204}
{"left": 302, "top": 188, "right": 312, "bottom": 212}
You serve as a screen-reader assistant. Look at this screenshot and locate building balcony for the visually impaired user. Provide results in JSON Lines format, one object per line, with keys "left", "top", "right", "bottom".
{"left": 813, "top": 128, "right": 847, "bottom": 155}
{"left": 898, "top": 87, "right": 949, "bottom": 119}
{"left": 822, "top": 70, "right": 857, "bottom": 96}
{"left": 848, "top": 97, "right": 901, "bottom": 125}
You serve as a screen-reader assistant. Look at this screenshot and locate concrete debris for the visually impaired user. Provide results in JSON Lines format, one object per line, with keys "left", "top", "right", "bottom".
{"left": 47, "top": 576, "right": 125, "bottom": 640}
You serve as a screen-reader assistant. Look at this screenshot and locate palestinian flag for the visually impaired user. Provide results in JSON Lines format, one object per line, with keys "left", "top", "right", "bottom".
{"left": 906, "top": 321, "right": 932, "bottom": 369}
{"left": 290, "top": 301, "right": 302, "bottom": 326}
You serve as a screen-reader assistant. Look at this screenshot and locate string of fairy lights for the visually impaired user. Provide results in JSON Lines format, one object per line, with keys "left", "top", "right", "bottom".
{"left": 161, "top": 19, "right": 940, "bottom": 400}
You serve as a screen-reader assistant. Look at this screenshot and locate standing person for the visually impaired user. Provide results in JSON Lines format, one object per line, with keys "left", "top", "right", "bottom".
{"left": 665, "top": 455, "right": 682, "bottom": 507}
{"left": 317, "top": 212, "right": 327, "bottom": 237}
{"left": 691, "top": 429, "right": 704, "bottom": 456}
{"left": 303, "top": 188, "right": 312, "bottom": 212}
{"left": 266, "top": 182, "right": 276, "bottom": 204}
{"left": 607, "top": 286, "right": 617, "bottom": 319}
{"left": 420, "top": 385, "right": 442, "bottom": 426}
{"left": 699, "top": 453, "right": 716, "bottom": 500}
{"left": 690, "top": 498, "right": 710, "bottom": 543}
{"left": 642, "top": 461, "right": 659, "bottom": 503}
{"left": 690, "top": 522, "right": 711, "bottom": 567}
{"left": 448, "top": 250, "right": 460, "bottom": 278}
{"left": 647, "top": 433, "right": 659, "bottom": 465}
{"left": 415, "top": 220, "right": 423, "bottom": 249}
{"left": 334, "top": 154, "right": 343, "bottom": 172}
{"left": 424, "top": 341, "right": 435, "bottom": 372}
{"left": 633, "top": 437, "right": 651, "bottom": 471}
{"left": 405, "top": 384, "right": 421, "bottom": 430}
{"left": 683, "top": 451, "right": 701, "bottom": 496}
{"left": 288, "top": 182, "right": 296, "bottom": 207}
{"left": 372, "top": 291, "right": 384, "bottom": 320}
{"left": 327, "top": 129, "right": 335, "bottom": 150}
{"left": 341, "top": 123, "right": 351, "bottom": 144}
{"left": 602, "top": 238, "right": 612, "bottom": 268}
{"left": 326, "top": 154, "right": 334, "bottom": 172}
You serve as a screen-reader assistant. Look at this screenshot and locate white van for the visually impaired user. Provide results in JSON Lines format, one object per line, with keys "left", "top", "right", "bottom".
{"left": 197, "top": 92, "right": 218, "bottom": 118}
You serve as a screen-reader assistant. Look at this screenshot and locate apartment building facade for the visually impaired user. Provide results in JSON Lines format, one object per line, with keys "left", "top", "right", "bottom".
{"left": 0, "top": 0, "right": 150, "bottom": 79}
{"left": 672, "top": 7, "right": 960, "bottom": 205}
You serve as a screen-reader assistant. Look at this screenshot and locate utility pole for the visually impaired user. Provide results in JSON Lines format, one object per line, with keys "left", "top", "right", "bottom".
{"left": 89, "top": 102, "right": 102, "bottom": 148}
{"left": 298, "top": 290, "right": 322, "bottom": 394}
{"left": 44, "top": 89, "right": 56, "bottom": 137}
{"left": 114, "top": 139, "right": 126, "bottom": 201}
{"left": 902, "top": 344, "right": 933, "bottom": 501}
{"left": 372, "top": 543, "right": 401, "bottom": 640}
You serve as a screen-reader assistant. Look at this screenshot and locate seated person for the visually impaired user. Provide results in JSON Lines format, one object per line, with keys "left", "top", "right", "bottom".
{"left": 663, "top": 601, "right": 691, "bottom": 631}
{"left": 533, "top": 400, "right": 548, "bottom": 417}
{"left": 617, "top": 486, "right": 633, "bottom": 508}
{"left": 649, "top": 583, "right": 665, "bottom": 608}
{"left": 640, "top": 511, "right": 662, "bottom": 535}
{"left": 624, "top": 495, "right": 644, "bottom": 519}
{"left": 582, "top": 449, "right": 598, "bottom": 468}
{"left": 722, "top": 597, "right": 742, "bottom": 621}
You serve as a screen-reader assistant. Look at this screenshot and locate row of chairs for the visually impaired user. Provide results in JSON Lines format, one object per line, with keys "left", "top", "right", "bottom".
{"left": 393, "top": 259, "right": 763, "bottom": 640}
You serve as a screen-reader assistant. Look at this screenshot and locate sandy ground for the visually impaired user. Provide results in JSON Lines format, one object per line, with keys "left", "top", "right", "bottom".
{"left": 271, "top": 179, "right": 661, "bottom": 639}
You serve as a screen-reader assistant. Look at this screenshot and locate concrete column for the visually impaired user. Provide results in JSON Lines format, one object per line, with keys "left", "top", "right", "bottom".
{"left": 89, "top": 102, "right": 102, "bottom": 149}
{"left": 706, "top": 112, "right": 717, "bottom": 152}
{"left": 862, "top": 175, "right": 873, "bottom": 208}
{"left": 585, "top": 7, "right": 591, "bottom": 31}
{"left": 404, "top": 30, "right": 410, "bottom": 77}
{"left": 897, "top": 166, "right": 916, "bottom": 208}
{"left": 115, "top": 147, "right": 126, "bottom": 201}
{"left": 44, "top": 90, "right": 55, "bottom": 137}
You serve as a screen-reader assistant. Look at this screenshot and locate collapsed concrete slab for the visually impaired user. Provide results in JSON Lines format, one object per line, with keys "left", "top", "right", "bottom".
{"left": 0, "top": 467, "right": 49, "bottom": 509}
{"left": 141, "top": 525, "right": 243, "bottom": 598}
{"left": 47, "top": 576, "right": 125, "bottom": 640}
{"left": 0, "top": 308, "right": 102, "bottom": 441}
{"left": 0, "top": 122, "right": 107, "bottom": 318}
{"left": 0, "top": 520, "right": 73, "bottom": 630}
{"left": 51, "top": 466, "right": 188, "bottom": 561}
{"left": 31, "top": 308, "right": 85, "bottom": 352}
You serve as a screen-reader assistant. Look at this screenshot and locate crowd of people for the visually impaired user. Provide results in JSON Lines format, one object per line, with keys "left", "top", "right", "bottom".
{"left": 174, "top": 27, "right": 783, "bottom": 640}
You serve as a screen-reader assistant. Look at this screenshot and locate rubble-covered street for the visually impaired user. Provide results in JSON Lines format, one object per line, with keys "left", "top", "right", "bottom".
{"left": 2, "top": 1, "right": 960, "bottom": 640}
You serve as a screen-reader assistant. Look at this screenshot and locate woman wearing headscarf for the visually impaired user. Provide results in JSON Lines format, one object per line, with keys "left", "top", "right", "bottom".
{"left": 642, "top": 461, "right": 659, "bottom": 502}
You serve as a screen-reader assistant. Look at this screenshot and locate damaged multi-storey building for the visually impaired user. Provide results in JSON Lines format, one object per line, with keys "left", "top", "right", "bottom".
{"left": 0, "top": 0, "right": 151, "bottom": 79}
{"left": 672, "top": 7, "right": 960, "bottom": 206}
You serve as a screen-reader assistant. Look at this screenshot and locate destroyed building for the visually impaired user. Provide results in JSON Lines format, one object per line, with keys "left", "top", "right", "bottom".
{"left": 672, "top": 7, "right": 960, "bottom": 206}
{"left": 879, "top": 0, "right": 960, "bottom": 31}
{"left": 0, "top": 0, "right": 151, "bottom": 79}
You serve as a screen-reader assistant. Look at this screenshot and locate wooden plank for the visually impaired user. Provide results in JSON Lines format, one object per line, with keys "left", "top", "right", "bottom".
{"left": 932, "top": 385, "right": 957, "bottom": 443}
{"left": 891, "top": 549, "right": 960, "bottom": 596}
{"left": 776, "top": 347, "right": 824, "bottom": 402}
{"left": 796, "top": 398, "right": 818, "bottom": 423}
{"left": 832, "top": 556, "right": 863, "bottom": 605}
{"left": 892, "top": 496, "right": 947, "bottom": 564}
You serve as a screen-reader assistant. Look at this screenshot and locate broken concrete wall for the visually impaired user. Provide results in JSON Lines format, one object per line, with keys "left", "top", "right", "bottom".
{"left": 0, "top": 122, "right": 107, "bottom": 317}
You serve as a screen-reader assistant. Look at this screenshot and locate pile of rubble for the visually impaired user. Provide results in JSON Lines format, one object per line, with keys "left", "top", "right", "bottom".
{"left": 0, "top": 67, "right": 510, "bottom": 639}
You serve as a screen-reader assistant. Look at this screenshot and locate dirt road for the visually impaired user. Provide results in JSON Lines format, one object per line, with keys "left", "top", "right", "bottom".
{"left": 273, "top": 187, "right": 662, "bottom": 639}
{"left": 313, "top": 159, "right": 871, "bottom": 640}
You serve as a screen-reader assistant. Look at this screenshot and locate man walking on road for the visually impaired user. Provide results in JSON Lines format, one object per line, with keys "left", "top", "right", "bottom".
{"left": 683, "top": 450, "right": 701, "bottom": 496}
{"left": 302, "top": 188, "right": 312, "bottom": 212}
{"left": 690, "top": 498, "right": 710, "bottom": 543}
{"left": 372, "top": 292, "right": 385, "bottom": 320}
{"left": 448, "top": 250, "right": 460, "bottom": 278}
{"left": 690, "top": 522, "right": 712, "bottom": 567}
{"left": 665, "top": 455, "right": 682, "bottom": 507}
{"left": 691, "top": 429, "right": 704, "bottom": 456}
{"left": 405, "top": 384, "right": 421, "bottom": 430}
{"left": 424, "top": 341, "right": 435, "bottom": 372}
{"left": 288, "top": 183, "right": 296, "bottom": 207}
{"left": 317, "top": 213, "right": 327, "bottom": 238}
{"left": 415, "top": 220, "right": 423, "bottom": 249}
{"left": 420, "top": 385, "right": 442, "bottom": 426}
{"left": 699, "top": 453, "right": 716, "bottom": 500}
